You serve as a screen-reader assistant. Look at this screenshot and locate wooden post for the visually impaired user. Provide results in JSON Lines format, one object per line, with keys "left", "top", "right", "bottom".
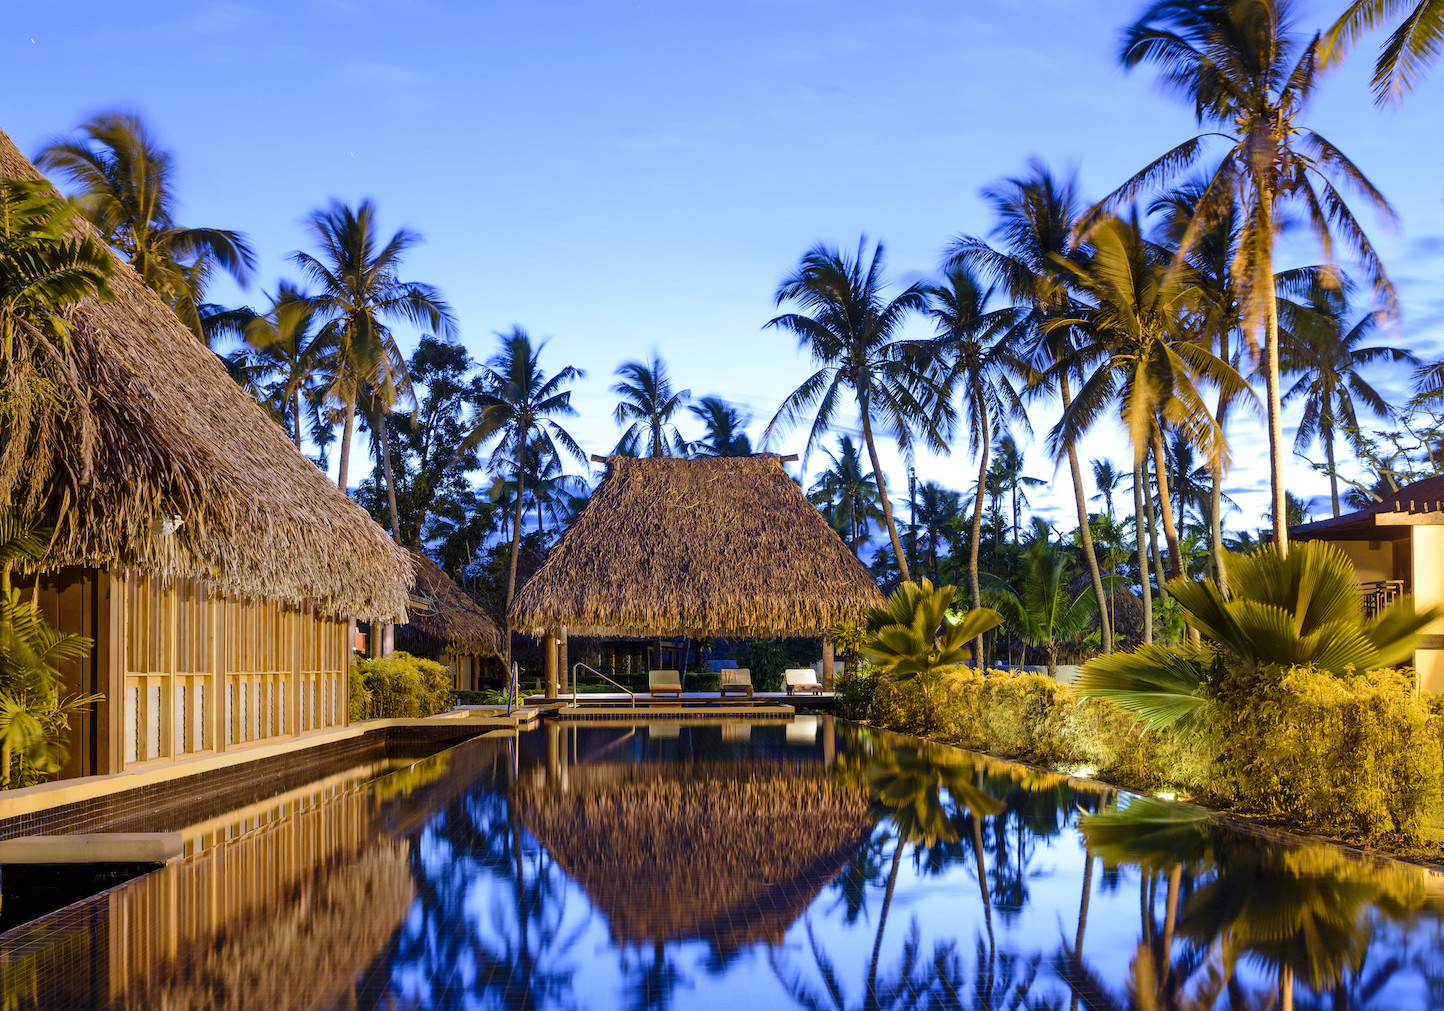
{"left": 544, "top": 627, "right": 559, "bottom": 700}
{"left": 163, "top": 580, "right": 177, "bottom": 760}
{"left": 822, "top": 634, "right": 835, "bottom": 691}
{"left": 209, "top": 584, "right": 224, "bottom": 754}
{"left": 290, "top": 604, "right": 302, "bottom": 734}
{"left": 559, "top": 625, "right": 569, "bottom": 695}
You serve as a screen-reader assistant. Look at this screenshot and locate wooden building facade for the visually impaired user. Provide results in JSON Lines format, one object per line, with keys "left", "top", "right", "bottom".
{"left": 1, "top": 128, "right": 412, "bottom": 781}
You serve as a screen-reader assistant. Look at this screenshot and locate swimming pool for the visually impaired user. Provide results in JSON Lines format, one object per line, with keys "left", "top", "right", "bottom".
{"left": 3, "top": 717, "right": 1442, "bottom": 1009}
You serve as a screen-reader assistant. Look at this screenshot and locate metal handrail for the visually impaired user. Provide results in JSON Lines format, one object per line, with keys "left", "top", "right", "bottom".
{"left": 571, "top": 662, "right": 637, "bottom": 708}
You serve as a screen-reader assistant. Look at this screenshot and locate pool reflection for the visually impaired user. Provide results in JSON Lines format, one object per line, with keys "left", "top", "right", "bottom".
{"left": 4, "top": 719, "right": 1444, "bottom": 1009}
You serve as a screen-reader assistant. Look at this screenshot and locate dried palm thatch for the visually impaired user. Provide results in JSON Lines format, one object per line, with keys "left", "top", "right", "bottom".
{"left": 396, "top": 550, "right": 501, "bottom": 657}
{"left": 512, "top": 764, "right": 871, "bottom": 953}
{"left": 510, "top": 455, "right": 883, "bottom": 637}
{"left": 0, "top": 129, "right": 410, "bottom": 620}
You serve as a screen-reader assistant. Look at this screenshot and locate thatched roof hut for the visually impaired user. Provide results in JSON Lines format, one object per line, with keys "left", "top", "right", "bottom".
{"left": 396, "top": 550, "right": 501, "bottom": 657}
{"left": 513, "top": 765, "right": 871, "bottom": 952}
{"left": 0, "top": 129, "right": 410, "bottom": 620}
{"left": 510, "top": 455, "right": 883, "bottom": 637}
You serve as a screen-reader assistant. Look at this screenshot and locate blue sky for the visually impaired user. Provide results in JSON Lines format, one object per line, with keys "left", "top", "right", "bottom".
{"left": 5, "top": 0, "right": 1443, "bottom": 536}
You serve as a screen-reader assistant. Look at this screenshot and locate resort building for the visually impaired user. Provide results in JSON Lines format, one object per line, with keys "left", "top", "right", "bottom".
{"left": 1291, "top": 475, "right": 1444, "bottom": 691}
{"left": 510, "top": 454, "right": 883, "bottom": 694}
{"left": 0, "top": 130, "right": 413, "bottom": 779}
{"left": 395, "top": 549, "right": 501, "bottom": 690}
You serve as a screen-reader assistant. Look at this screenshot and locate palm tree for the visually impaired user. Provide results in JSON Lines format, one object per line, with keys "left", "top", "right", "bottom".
{"left": 1323, "top": 0, "right": 1444, "bottom": 102}
{"left": 808, "top": 436, "right": 884, "bottom": 554}
{"left": 1049, "top": 215, "right": 1248, "bottom": 594}
{"left": 611, "top": 354, "right": 690, "bottom": 456}
{"left": 218, "top": 283, "right": 328, "bottom": 449}
{"left": 292, "top": 199, "right": 456, "bottom": 518}
{"left": 765, "top": 239, "right": 941, "bottom": 581}
{"left": 456, "top": 327, "right": 585, "bottom": 674}
{"left": 1106, "top": 0, "right": 1398, "bottom": 553}
{"left": 949, "top": 163, "right": 1114, "bottom": 652}
{"left": 986, "top": 540, "right": 1098, "bottom": 678}
{"left": 994, "top": 434, "right": 1045, "bottom": 546}
{"left": 913, "top": 482, "right": 962, "bottom": 582}
{"left": 1090, "top": 459, "right": 1124, "bottom": 518}
{"left": 35, "top": 112, "right": 255, "bottom": 340}
{"left": 1278, "top": 276, "right": 1415, "bottom": 517}
{"left": 922, "top": 264, "right": 1027, "bottom": 636}
{"left": 687, "top": 396, "right": 753, "bottom": 457}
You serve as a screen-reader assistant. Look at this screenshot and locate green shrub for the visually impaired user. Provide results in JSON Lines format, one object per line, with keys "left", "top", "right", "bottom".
{"left": 350, "top": 651, "right": 453, "bottom": 720}
{"left": 1195, "top": 664, "right": 1442, "bottom": 841}
{"left": 833, "top": 661, "right": 877, "bottom": 722}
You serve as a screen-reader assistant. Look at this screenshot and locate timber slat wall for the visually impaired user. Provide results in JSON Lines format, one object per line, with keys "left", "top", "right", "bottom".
{"left": 120, "top": 573, "right": 349, "bottom": 771}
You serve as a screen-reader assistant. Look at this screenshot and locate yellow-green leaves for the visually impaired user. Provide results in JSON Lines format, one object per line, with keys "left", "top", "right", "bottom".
{"left": 863, "top": 578, "right": 1002, "bottom": 682}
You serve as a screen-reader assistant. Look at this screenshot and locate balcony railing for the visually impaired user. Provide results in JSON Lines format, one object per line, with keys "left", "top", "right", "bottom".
{"left": 1359, "top": 579, "right": 1405, "bottom": 618}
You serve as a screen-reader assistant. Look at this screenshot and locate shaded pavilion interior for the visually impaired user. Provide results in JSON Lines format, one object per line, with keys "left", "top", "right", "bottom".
{"left": 395, "top": 549, "right": 502, "bottom": 690}
{"left": 509, "top": 455, "right": 883, "bottom": 694}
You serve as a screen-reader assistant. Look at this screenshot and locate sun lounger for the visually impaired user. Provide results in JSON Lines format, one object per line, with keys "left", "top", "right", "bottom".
{"left": 648, "top": 669, "right": 682, "bottom": 700}
{"left": 718, "top": 668, "right": 753, "bottom": 698}
{"left": 784, "top": 668, "right": 823, "bottom": 695}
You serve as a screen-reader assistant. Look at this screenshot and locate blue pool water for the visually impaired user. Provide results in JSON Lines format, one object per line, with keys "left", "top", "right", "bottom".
{"left": 3, "top": 717, "right": 1443, "bottom": 1009}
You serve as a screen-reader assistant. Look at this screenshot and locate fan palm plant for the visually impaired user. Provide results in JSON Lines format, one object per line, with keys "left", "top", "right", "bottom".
{"left": 293, "top": 199, "right": 456, "bottom": 505}
{"left": 1104, "top": 0, "right": 1398, "bottom": 553}
{"left": 611, "top": 354, "right": 690, "bottom": 457}
{"left": 1278, "top": 276, "right": 1415, "bottom": 517}
{"left": 765, "top": 239, "right": 942, "bottom": 581}
{"left": 456, "top": 327, "right": 585, "bottom": 673}
{"left": 864, "top": 578, "right": 1003, "bottom": 724}
{"left": 1323, "top": 0, "right": 1444, "bottom": 102}
{"left": 986, "top": 540, "right": 1098, "bottom": 678}
{"left": 1075, "top": 541, "right": 1437, "bottom": 729}
{"left": 687, "top": 396, "right": 752, "bottom": 457}
{"left": 950, "top": 163, "right": 1114, "bottom": 652}
{"left": 35, "top": 112, "right": 255, "bottom": 341}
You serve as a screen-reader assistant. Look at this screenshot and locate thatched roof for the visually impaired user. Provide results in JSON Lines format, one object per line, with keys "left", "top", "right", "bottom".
{"left": 513, "top": 765, "right": 871, "bottom": 953}
{"left": 0, "top": 128, "right": 411, "bottom": 620}
{"left": 510, "top": 455, "right": 884, "bottom": 637}
{"left": 396, "top": 550, "right": 501, "bottom": 657}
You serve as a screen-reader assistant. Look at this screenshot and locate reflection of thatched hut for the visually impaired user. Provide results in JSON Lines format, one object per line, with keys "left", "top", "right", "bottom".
{"left": 144, "top": 840, "right": 414, "bottom": 1011}
{"left": 513, "top": 766, "right": 871, "bottom": 953}
{"left": 510, "top": 456, "right": 883, "bottom": 689}
{"left": 396, "top": 550, "right": 501, "bottom": 689}
{"left": 0, "top": 129, "right": 410, "bottom": 776}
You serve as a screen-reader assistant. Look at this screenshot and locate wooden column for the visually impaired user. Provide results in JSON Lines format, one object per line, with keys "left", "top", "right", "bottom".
{"left": 209, "top": 584, "right": 224, "bottom": 754}
{"left": 289, "top": 604, "right": 303, "bottom": 734}
{"left": 559, "top": 625, "right": 569, "bottom": 695}
{"left": 544, "top": 628, "right": 559, "bottom": 700}
{"left": 163, "top": 580, "right": 178, "bottom": 760}
{"left": 821, "top": 634, "right": 835, "bottom": 691}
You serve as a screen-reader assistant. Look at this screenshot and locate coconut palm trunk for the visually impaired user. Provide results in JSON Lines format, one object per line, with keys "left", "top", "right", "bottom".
{"left": 860, "top": 406, "right": 910, "bottom": 581}
{"left": 1070, "top": 849, "right": 1094, "bottom": 1011}
{"left": 970, "top": 398, "right": 990, "bottom": 672}
{"left": 1257, "top": 198, "right": 1289, "bottom": 554}
{"left": 504, "top": 435, "right": 529, "bottom": 677}
{"left": 1210, "top": 392, "right": 1230, "bottom": 596}
{"left": 293, "top": 390, "right": 304, "bottom": 450}
{"left": 1150, "top": 424, "right": 1185, "bottom": 581}
{"left": 1060, "top": 374, "right": 1113, "bottom": 652}
{"left": 1325, "top": 427, "right": 1341, "bottom": 518}
{"left": 1134, "top": 460, "right": 1154, "bottom": 645}
{"left": 337, "top": 392, "right": 356, "bottom": 490}
{"left": 379, "top": 414, "right": 401, "bottom": 541}
{"left": 1144, "top": 468, "right": 1168, "bottom": 601}
{"left": 867, "top": 838, "right": 905, "bottom": 1004}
